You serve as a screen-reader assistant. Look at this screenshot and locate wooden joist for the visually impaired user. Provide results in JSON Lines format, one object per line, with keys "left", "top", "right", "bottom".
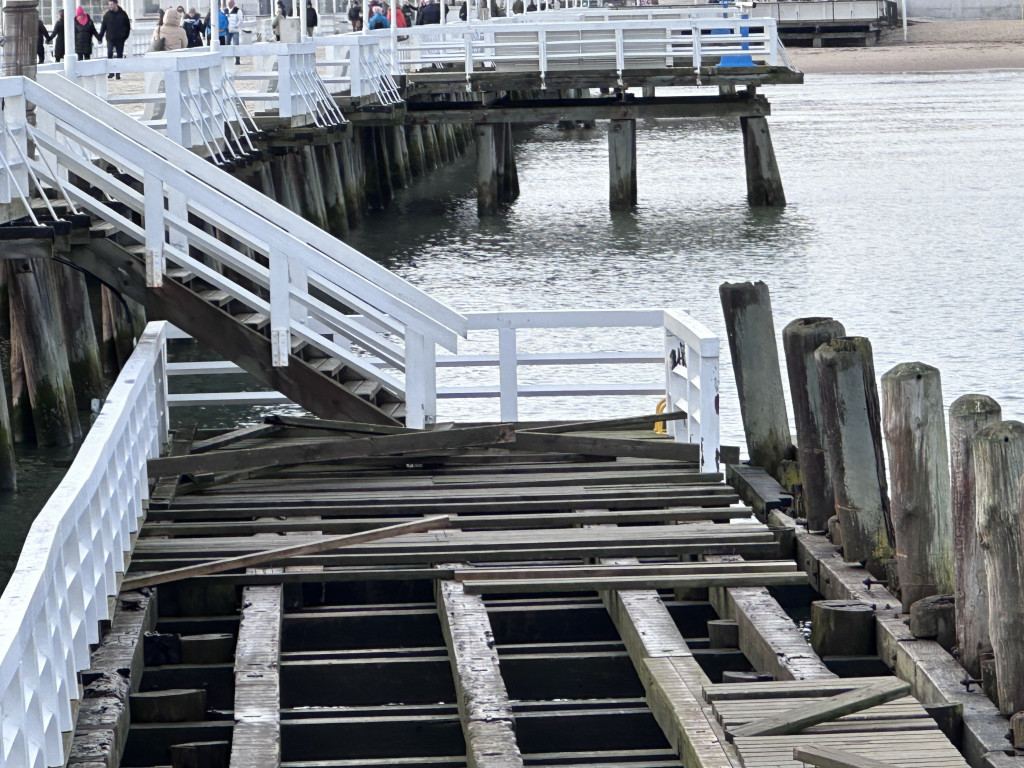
{"left": 456, "top": 561, "right": 797, "bottom": 582}
{"left": 436, "top": 576, "right": 523, "bottom": 768}
{"left": 726, "top": 678, "right": 911, "bottom": 740}
{"left": 121, "top": 515, "right": 450, "bottom": 590}
{"left": 460, "top": 571, "right": 807, "bottom": 595}
{"left": 229, "top": 583, "right": 283, "bottom": 768}
{"left": 146, "top": 424, "right": 516, "bottom": 477}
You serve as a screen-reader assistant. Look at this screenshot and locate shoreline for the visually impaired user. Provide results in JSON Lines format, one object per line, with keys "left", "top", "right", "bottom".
{"left": 783, "top": 20, "right": 1024, "bottom": 74}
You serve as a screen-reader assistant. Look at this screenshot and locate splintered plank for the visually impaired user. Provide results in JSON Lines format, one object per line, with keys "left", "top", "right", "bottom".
{"left": 793, "top": 744, "right": 909, "bottom": 768}
{"left": 147, "top": 424, "right": 516, "bottom": 477}
{"left": 726, "top": 678, "right": 911, "bottom": 740}
{"left": 229, "top": 583, "right": 283, "bottom": 768}
{"left": 436, "top": 577, "right": 523, "bottom": 768}
{"left": 121, "top": 515, "right": 450, "bottom": 590}
{"left": 704, "top": 677, "right": 899, "bottom": 702}
{"left": 460, "top": 571, "right": 807, "bottom": 595}
{"left": 512, "top": 431, "right": 700, "bottom": 462}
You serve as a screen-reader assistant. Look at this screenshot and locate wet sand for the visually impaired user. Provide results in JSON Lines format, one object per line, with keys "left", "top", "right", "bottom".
{"left": 785, "top": 19, "right": 1024, "bottom": 73}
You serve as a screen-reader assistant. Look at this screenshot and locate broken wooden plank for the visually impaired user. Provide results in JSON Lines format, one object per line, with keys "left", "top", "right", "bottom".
{"left": 727, "top": 678, "right": 911, "bottom": 740}
{"left": 436, "top": 575, "right": 523, "bottom": 768}
{"left": 264, "top": 414, "right": 416, "bottom": 435}
{"left": 147, "top": 424, "right": 516, "bottom": 477}
{"left": 512, "top": 432, "right": 701, "bottom": 462}
{"left": 121, "top": 515, "right": 450, "bottom": 590}
{"left": 455, "top": 561, "right": 797, "bottom": 582}
{"left": 229, "top": 583, "right": 283, "bottom": 768}
{"left": 793, "top": 745, "right": 925, "bottom": 768}
{"left": 189, "top": 424, "right": 283, "bottom": 454}
{"left": 461, "top": 571, "right": 807, "bottom": 594}
{"left": 520, "top": 410, "right": 689, "bottom": 435}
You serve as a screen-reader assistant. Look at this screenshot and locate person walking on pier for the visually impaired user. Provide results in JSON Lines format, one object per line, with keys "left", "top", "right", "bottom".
{"left": 226, "top": 0, "right": 242, "bottom": 61}
{"left": 183, "top": 7, "right": 205, "bottom": 46}
{"left": 73, "top": 7, "right": 101, "bottom": 60}
{"left": 99, "top": 0, "right": 131, "bottom": 75}
{"left": 37, "top": 19, "right": 51, "bottom": 63}
{"left": 347, "top": 1, "right": 362, "bottom": 30}
{"left": 154, "top": 7, "right": 189, "bottom": 50}
{"left": 305, "top": 0, "right": 318, "bottom": 36}
{"left": 51, "top": 9, "right": 65, "bottom": 60}
{"left": 367, "top": 5, "right": 389, "bottom": 28}
{"left": 416, "top": 0, "right": 440, "bottom": 24}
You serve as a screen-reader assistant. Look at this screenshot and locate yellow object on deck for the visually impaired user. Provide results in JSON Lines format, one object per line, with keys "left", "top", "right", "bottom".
{"left": 654, "top": 398, "right": 667, "bottom": 434}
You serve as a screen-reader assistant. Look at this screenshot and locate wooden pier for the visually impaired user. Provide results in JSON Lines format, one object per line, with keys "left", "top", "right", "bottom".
{"left": 60, "top": 415, "right": 984, "bottom": 768}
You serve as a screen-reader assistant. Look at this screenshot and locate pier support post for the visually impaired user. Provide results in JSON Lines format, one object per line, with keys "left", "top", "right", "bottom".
{"left": 0, "top": 351, "right": 14, "bottom": 489}
{"left": 719, "top": 281, "right": 792, "bottom": 480}
{"left": 949, "top": 394, "right": 1001, "bottom": 680}
{"left": 319, "top": 143, "right": 349, "bottom": 237}
{"left": 971, "top": 420, "right": 1024, "bottom": 715}
{"left": 740, "top": 116, "right": 785, "bottom": 207}
{"left": 608, "top": 118, "right": 637, "bottom": 211}
{"left": 814, "top": 337, "right": 893, "bottom": 576}
{"left": 881, "top": 362, "right": 954, "bottom": 612}
{"left": 476, "top": 123, "right": 499, "bottom": 216}
{"left": 783, "top": 317, "right": 846, "bottom": 531}
{"left": 55, "top": 264, "right": 104, "bottom": 405}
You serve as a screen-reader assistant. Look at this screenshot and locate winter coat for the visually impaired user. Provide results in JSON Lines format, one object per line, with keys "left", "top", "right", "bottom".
{"left": 305, "top": 4, "right": 318, "bottom": 27}
{"left": 226, "top": 5, "right": 242, "bottom": 33}
{"left": 183, "top": 13, "right": 205, "bottom": 46}
{"left": 367, "top": 11, "right": 389, "bottom": 28}
{"left": 99, "top": 6, "right": 131, "bottom": 43}
{"left": 51, "top": 17, "right": 65, "bottom": 59}
{"left": 387, "top": 6, "right": 407, "bottom": 26}
{"left": 154, "top": 7, "right": 189, "bottom": 50}
{"left": 416, "top": 2, "right": 440, "bottom": 24}
{"left": 74, "top": 16, "right": 100, "bottom": 56}
{"left": 37, "top": 20, "right": 50, "bottom": 60}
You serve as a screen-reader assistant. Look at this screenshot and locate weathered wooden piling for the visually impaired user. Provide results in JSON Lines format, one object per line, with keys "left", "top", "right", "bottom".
{"left": 739, "top": 116, "right": 785, "bottom": 207}
{"left": 55, "top": 264, "right": 105, "bottom": 404}
{"left": 782, "top": 317, "right": 846, "bottom": 531}
{"left": 476, "top": 123, "right": 499, "bottom": 215}
{"left": 5, "top": 259, "right": 81, "bottom": 446}
{"left": 608, "top": 119, "right": 637, "bottom": 210}
{"left": 814, "top": 337, "right": 893, "bottom": 575}
{"left": 407, "top": 124, "right": 427, "bottom": 178}
{"left": 971, "top": 420, "right": 1024, "bottom": 716}
{"left": 300, "top": 145, "right": 330, "bottom": 230}
{"left": 810, "top": 600, "right": 876, "bottom": 657}
{"left": 949, "top": 394, "right": 1001, "bottom": 680}
{"left": 719, "top": 281, "right": 792, "bottom": 480}
{"left": 0, "top": 353, "right": 14, "bottom": 489}
{"left": 319, "top": 143, "right": 349, "bottom": 237}
{"left": 881, "top": 362, "right": 954, "bottom": 611}
{"left": 101, "top": 286, "right": 138, "bottom": 374}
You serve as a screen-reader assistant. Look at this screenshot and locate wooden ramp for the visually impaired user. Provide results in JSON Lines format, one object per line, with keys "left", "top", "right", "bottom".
{"left": 73, "top": 416, "right": 972, "bottom": 768}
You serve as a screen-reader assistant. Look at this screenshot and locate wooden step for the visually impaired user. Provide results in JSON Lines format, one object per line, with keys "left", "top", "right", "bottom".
{"left": 236, "top": 312, "right": 270, "bottom": 331}
{"left": 380, "top": 401, "right": 406, "bottom": 421}
{"left": 342, "top": 379, "right": 382, "bottom": 400}
{"left": 198, "top": 289, "right": 232, "bottom": 307}
{"left": 312, "top": 357, "right": 346, "bottom": 377}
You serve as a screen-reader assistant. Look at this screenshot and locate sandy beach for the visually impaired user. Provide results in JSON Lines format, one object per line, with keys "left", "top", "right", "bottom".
{"left": 785, "top": 19, "right": 1024, "bottom": 73}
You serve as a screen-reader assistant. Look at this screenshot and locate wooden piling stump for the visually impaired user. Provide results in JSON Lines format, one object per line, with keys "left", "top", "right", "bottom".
{"left": 814, "top": 337, "right": 893, "bottom": 574}
{"left": 476, "top": 123, "right": 499, "bottom": 216}
{"left": 810, "top": 600, "right": 875, "bottom": 657}
{"left": 972, "top": 420, "right": 1024, "bottom": 715}
{"left": 720, "top": 281, "right": 793, "bottom": 480}
{"left": 881, "top": 362, "right": 954, "bottom": 610}
{"left": 783, "top": 317, "right": 846, "bottom": 530}
{"left": 740, "top": 115, "right": 786, "bottom": 207}
{"left": 608, "top": 118, "right": 637, "bottom": 211}
{"left": 949, "top": 394, "right": 1000, "bottom": 680}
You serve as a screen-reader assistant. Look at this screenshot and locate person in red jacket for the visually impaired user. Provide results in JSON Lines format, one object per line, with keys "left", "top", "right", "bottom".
{"left": 387, "top": 1, "right": 408, "bottom": 27}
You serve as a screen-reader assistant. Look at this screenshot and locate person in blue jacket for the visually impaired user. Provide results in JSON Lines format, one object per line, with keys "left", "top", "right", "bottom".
{"left": 367, "top": 4, "right": 390, "bottom": 28}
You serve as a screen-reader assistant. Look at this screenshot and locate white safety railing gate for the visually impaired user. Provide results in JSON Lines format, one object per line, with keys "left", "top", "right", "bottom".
{"left": 0, "top": 322, "right": 169, "bottom": 768}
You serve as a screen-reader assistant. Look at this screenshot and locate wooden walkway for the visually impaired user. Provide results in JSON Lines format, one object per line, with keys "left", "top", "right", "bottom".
{"left": 76, "top": 416, "right": 975, "bottom": 768}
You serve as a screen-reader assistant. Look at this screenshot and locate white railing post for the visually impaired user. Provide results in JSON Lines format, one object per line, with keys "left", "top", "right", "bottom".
{"left": 0, "top": 89, "right": 28, "bottom": 207}
{"left": 538, "top": 29, "right": 547, "bottom": 81}
{"left": 164, "top": 69, "right": 186, "bottom": 147}
{"left": 269, "top": 248, "right": 291, "bottom": 367}
{"left": 614, "top": 27, "right": 624, "bottom": 76}
{"left": 279, "top": 48, "right": 295, "bottom": 118}
{"left": 664, "top": 309, "right": 719, "bottom": 473}
{"left": 404, "top": 329, "right": 437, "bottom": 429}
{"left": 693, "top": 23, "right": 702, "bottom": 69}
{"left": 143, "top": 172, "right": 165, "bottom": 288}
{"left": 768, "top": 19, "right": 778, "bottom": 65}
{"left": 497, "top": 326, "right": 518, "bottom": 422}
{"left": 349, "top": 38, "right": 365, "bottom": 96}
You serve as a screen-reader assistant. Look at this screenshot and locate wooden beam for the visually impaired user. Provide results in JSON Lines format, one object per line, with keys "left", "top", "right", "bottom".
{"left": 520, "top": 410, "right": 688, "bottom": 435}
{"left": 726, "top": 678, "right": 911, "bottom": 739}
{"left": 512, "top": 432, "right": 700, "bottom": 462}
{"left": 189, "top": 424, "right": 283, "bottom": 454}
{"left": 229, "top": 583, "right": 283, "bottom": 768}
{"left": 793, "top": 745, "right": 893, "bottom": 768}
{"left": 436, "top": 576, "right": 523, "bottom": 768}
{"left": 456, "top": 561, "right": 797, "bottom": 582}
{"left": 121, "top": 515, "right": 450, "bottom": 590}
{"left": 263, "top": 414, "right": 415, "bottom": 435}
{"left": 146, "top": 424, "right": 516, "bottom": 477}
{"left": 461, "top": 571, "right": 806, "bottom": 594}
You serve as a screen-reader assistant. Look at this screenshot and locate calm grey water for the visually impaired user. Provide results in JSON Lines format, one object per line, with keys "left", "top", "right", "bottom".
{"left": 2, "top": 69, "right": 1023, "bottom": 591}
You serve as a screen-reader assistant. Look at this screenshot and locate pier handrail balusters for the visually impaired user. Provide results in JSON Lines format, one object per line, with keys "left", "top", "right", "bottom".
{"left": 664, "top": 309, "right": 720, "bottom": 473}
{"left": 0, "top": 322, "right": 170, "bottom": 768}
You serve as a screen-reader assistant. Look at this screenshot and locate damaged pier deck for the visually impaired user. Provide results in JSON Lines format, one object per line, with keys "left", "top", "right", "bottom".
{"left": 68, "top": 417, "right": 973, "bottom": 768}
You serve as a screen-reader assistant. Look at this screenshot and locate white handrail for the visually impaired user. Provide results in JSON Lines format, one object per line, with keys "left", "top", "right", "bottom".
{"left": 664, "top": 309, "right": 720, "bottom": 473}
{"left": 0, "top": 322, "right": 169, "bottom": 768}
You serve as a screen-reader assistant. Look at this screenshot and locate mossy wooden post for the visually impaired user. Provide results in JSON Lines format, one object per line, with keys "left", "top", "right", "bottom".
{"left": 881, "top": 362, "right": 954, "bottom": 611}
{"left": 503, "top": 123, "right": 519, "bottom": 201}
{"left": 739, "top": 116, "right": 785, "bottom": 207}
{"left": 949, "top": 394, "right": 1001, "bottom": 680}
{"left": 6, "top": 297, "right": 32, "bottom": 443}
{"left": 55, "top": 263, "right": 104, "bottom": 404}
{"left": 783, "top": 317, "right": 846, "bottom": 531}
{"left": 337, "top": 136, "right": 361, "bottom": 228}
{"left": 608, "top": 118, "right": 637, "bottom": 211}
{"left": 476, "top": 123, "right": 499, "bottom": 216}
{"left": 407, "top": 124, "right": 427, "bottom": 177}
{"left": 319, "top": 143, "right": 349, "bottom": 237}
{"left": 6, "top": 258, "right": 80, "bottom": 446}
{"left": 300, "top": 145, "right": 329, "bottom": 229}
{"left": 719, "top": 281, "right": 792, "bottom": 480}
{"left": 101, "top": 286, "right": 137, "bottom": 374}
{"left": 814, "top": 337, "right": 893, "bottom": 576}
{"left": 0, "top": 345, "right": 14, "bottom": 490}
{"left": 423, "top": 123, "right": 440, "bottom": 170}
{"left": 971, "top": 420, "right": 1024, "bottom": 715}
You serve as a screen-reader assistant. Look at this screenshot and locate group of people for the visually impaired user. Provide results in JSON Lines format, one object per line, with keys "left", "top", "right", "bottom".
{"left": 151, "top": 0, "right": 243, "bottom": 52}
{"left": 272, "top": 0, "right": 319, "bottom": 40}
{"left": 347, "top": 0, "right": 441, "bottom": 30}
{"left": 39, "top": 0, "right": 132, "bottom": 65}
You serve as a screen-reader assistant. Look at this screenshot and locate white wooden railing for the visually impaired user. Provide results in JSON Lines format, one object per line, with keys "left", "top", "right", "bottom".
{"left": 0, "top": 322, "right": 169, "bottom": 768}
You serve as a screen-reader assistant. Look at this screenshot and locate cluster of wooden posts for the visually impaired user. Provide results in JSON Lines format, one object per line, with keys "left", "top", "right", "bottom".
{"left": 719, "top": 280, "right": 1024, "bottom": 731}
